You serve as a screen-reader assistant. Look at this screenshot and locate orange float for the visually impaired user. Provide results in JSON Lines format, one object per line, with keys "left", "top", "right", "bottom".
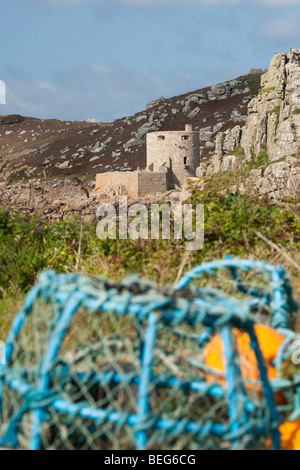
{"left": 203, "top": 324, "right": 286, "bottom": 385}
{"left": 279, "top": 419, "right": 300, "bottom": 450}
{"left": 203, "top": 324, "right": 300, "bottom": 450}
{"left": 266, "top": 419, "right": 300, "bottom": 450}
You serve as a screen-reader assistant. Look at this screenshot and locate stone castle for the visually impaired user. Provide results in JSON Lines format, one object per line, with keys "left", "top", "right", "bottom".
{"left": 95, "top": 124, "right": 200, "bottom": 197}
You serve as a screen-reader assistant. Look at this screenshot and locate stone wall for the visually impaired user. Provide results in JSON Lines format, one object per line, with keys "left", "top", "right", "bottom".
{"left": 146, "top": 128, "right": 200, "bottom": 188}
{"left": 95, "top": 171, "right": 139, "bottom": 197}
{"left": 138, "top": 172, "right": 168, "bottom": 195}
{"left": 95, "top": 170, "right": 168, "bottom": 197}
{"left": 96, "top": 125, "right": 200, "bottom": 196}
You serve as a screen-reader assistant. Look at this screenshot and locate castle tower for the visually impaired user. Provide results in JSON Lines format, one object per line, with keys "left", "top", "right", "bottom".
{"left": 146, "top": 125, "right": 200, "bottom": 188}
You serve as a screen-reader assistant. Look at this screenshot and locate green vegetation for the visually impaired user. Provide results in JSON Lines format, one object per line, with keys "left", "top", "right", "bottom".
{"left": 201, "top": 171, "right": 241, "bottom": 193}
{"left": 244, "top": 151, "right": 269, "bottom": 175}
{"left": 245, "top": 73, "right": 263, "bottom": 93}
{"left": 223, "top": 145, "right": 269, "bottom": 177}
{"left": 1, "top": 191, "right": 300, "bottom": 339}
{"left": 256, "top": 151, "right": 269, "bottom": 167}
{"left": 262, "top": 86, "right": 276, "bottom": 93}
{"left": 272, "top": 105, "right": 281, "bottom": 115}
{"left": 225, "top": 145, "right": 245, "bottom": 158}
{"left": 295, "top": 109, "right": 300, "bottom": 115}
{"left": 191, "top": 187, "right": 300, "bottom": 255}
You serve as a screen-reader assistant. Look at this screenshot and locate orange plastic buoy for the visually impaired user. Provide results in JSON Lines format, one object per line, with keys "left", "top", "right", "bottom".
{"left": 266, "top": 419, "right": 300, "bottom": 450}
{"left": 203, "top": 324, "right": 286, "bottom": 384}
{"left": 280, "top": 419, "right": 300, "bottom": 450}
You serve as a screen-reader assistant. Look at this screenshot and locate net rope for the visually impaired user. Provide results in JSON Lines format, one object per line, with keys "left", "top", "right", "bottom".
{"left": 0, "top": 257, "right": 299, "bottom": 450}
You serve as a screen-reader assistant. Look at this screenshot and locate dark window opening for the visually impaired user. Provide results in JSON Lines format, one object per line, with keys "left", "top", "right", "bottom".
{"left": 184, "top": 157, "right": 188, "bottom": 165}
{"left": 158, "top": 135, "right": 165, "bottom": 140}
{"left": 182, "top": 135, "right": 189, "bottom": 141}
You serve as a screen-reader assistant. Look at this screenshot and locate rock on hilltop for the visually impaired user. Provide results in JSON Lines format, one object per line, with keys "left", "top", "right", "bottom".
{"left": 205, "top": 50, "right": 300, "bottom": 199}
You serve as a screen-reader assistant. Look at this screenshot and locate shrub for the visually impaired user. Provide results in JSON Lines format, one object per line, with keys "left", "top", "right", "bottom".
{"left": 272, "top": 106, "right": 281, "bottom": 115}
{"left": 1, "top": 192, "right": 300, "bottom": 302}
{"left": 262, "top": 87, "right": 276, "bottom": 93}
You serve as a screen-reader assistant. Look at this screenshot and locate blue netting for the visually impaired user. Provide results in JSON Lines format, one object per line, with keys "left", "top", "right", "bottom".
{"left": 0, "top": 257, "right": 299, "bottom": 450}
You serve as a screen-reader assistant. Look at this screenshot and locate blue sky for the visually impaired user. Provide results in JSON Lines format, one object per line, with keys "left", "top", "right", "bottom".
{"left": 1, "top": 0, "right": 300, "bottom": 122}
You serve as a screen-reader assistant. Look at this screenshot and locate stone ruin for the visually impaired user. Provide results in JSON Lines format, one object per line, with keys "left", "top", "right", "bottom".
{"left": 95, "top": 124, "right": 200, "bottom": 197}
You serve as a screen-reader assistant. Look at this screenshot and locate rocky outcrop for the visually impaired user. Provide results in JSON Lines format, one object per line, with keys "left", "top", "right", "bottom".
{"left": 0, "top": 178, "right": 181, "bottom": 222}
{"left": 0, "top": 114, "right": 27, "bottom": 125}
{"left": 146, "top": 97, "right": 165, "bottom": 109}
{"left": 254, "top": 156, "right": 300, "bottom": 199}
{"left": 86, "top": 118, "right": 101, "bottom": 125}
{"left": 212, "top": 126, "right": 242, "bottom": 172}
{"left": 241, "top": 51, "right": 300, "bottom": 162}
{"left": 208, "top": 49, "right": 300, "bottom": 199}
{"left": 210, "top": 79, "right": 250, "bottom": 101}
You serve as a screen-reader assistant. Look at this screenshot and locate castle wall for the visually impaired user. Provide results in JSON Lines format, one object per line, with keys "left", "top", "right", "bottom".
{"left": 95, "top": 171, "right": 168, "bottom": 196}
{"left": 146, "top": 127, "right": 200, "bottom": 187}
{"left": 95, "top": 171, "right": 139, "bottom": 196}
{"left": 95, "top": 126, "right": 200, "bottom": 196}
{"left": 138, "top": 172, "right": 168, "bottom": 195}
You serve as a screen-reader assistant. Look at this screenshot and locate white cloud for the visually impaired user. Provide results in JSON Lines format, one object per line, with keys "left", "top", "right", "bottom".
{"left": 35, "top": 0, "right": 97, "bottom": 5}
{"left": 257, "top": 0, "right": 300, "bottom": 6}
{"left": 25, "top": 0, "right": 300, "bottom": 7}
{"left": 1, "top": 64, "right": 179, "bottom": 121}
{"left": 259, "top": 13, "right": 300, "bottom": 40}
{"left": 116, "top": 0, "right": 240, "bottom": 5}
{"left": 33, "top": 0, "right": 240, "bottom": 5}
{"left": 36, "top": 80, "right": 57, "bottom": 92}
{"left": 21, "top": 0, "right": 300, "bottom": 9}
{"left": 1, "top": 60, "right": 248, "bottom": 121}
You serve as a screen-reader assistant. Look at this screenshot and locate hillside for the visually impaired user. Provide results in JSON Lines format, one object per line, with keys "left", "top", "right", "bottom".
{"left": 2, "top": 58, "right": 300, "bottom": 335}
{"left": 0, "top": 70, "right": 263, "bottom": 218}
